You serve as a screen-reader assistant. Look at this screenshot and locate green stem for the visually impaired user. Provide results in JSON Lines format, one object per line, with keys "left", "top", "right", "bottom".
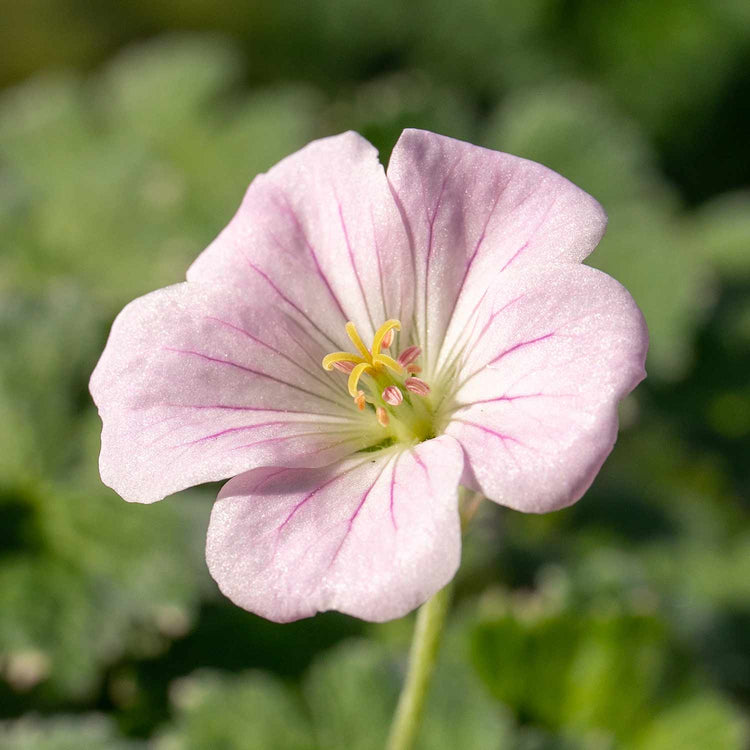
{"left": 385, "top": 492, "right": 484, "bottom": 750}
{"left": 385, "top": 583, "right": 453, "bottom": 750}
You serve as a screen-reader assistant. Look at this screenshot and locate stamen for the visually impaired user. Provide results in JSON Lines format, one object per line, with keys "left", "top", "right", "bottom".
{"left": 382, "top": 386, "right": 403, "bottom": 406}
{"left": 348, "top": 361, "right": 374, "bottom": 397}
{"left": 371, "top": 319, "right": 401, "bottom": 357}
{"left": 371, "top": 353, "right": 404, "bottom": 375}
{"left": 405, "top": 376, "right": 431, "bottom": 396}
{"left": 323, "top": 319, "right": 432, "bottom": 434}
{"left": 322, "top": 351, "right": 366, "bottom": 371}
{"left": 397, "top": 345, "right": 421, "bottom": 367}
{"left": 345, "top": 321, "right": 371, "bottom": 360}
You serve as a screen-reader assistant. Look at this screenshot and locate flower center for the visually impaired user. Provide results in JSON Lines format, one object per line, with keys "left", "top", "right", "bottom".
{"left": 322, "top": 319, "right": 435, "bottom": 444}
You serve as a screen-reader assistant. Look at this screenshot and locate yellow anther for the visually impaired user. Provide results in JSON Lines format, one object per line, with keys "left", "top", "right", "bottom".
{"left": 322, "top": 351, "right": 367, "bottom": 371}
{"left": 347, "top": 361, "right": 373, "bottom": 397}
{"left": 371, "top": 319, "right": 401, "bottom": 357}
{"left": 345, "top": 321, "right": 371, "bottom": 361}
{"left": 372, "top": 353, "right": 404, "bottom": 375}
{"left": 376, "top": 406, "right": 389, "bottom": 427}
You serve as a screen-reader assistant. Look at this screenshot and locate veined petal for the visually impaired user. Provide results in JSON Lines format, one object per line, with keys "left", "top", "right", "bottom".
{"left": 443, "top": 264, "right": 647, "bottom": 513}
{"left": 90, "top": 283, "right": 381, "bottom": 504}
{"left": 187, "top": 131, "right": 414, "bottom": 351}
{"left": 205, "top": 435, "right": 464, "bottom": 622}
{"left": 386, "top": 129, "right": 607, "bottom": 375}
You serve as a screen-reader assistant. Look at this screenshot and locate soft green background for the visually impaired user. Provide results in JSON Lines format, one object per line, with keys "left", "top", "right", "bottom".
{"left": 1, "top": 1, "right": 749, "bottom": 747}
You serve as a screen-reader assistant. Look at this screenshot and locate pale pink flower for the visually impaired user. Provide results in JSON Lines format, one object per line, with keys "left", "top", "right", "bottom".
{"left": 90, "top": 130, "right": 647, "bottom": 623}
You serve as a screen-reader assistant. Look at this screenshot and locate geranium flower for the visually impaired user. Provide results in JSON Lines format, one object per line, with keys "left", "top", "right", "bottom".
{"left": 90, "top": 130, "right": 647, "bottom": 623}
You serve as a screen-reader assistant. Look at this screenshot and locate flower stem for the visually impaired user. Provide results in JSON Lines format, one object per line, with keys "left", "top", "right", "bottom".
{"left": 385, "top": 492, "right": 484, "bottom": 750}
{"left": 385, "top": 583, "right": 453, "bottom": 750}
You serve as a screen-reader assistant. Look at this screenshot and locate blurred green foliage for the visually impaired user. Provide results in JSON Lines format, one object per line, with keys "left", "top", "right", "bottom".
{"left": 1, "top": 1, "right": 749, "bottom": 747}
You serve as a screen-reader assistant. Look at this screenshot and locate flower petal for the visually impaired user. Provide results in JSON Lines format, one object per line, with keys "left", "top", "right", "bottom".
{"left": 187, "top": 131, "right": 414, "bottom": 350}
{"left": 443, "top": 264, "right": 648, "bottom": 513}
{"left": 90, "top": 282, "right": 381, "bottom": 504}
{"left": 387, "top": 129, "right": 607, "bottom": 374}
{"left": 205, "top": 435, "right": 464, "bottom": 622}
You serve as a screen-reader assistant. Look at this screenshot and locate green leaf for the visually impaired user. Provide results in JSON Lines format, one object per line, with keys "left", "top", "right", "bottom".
{"left": 155, "top": 670, "right": 315, "bottom": 750}
{"left": 0, "top": 35, "right": 319, "bottom": 305}
{"left": 304, "top": 636, "right": 512, "bottom": 750}
{"left": 471, "top": 609, "right": 672, "bottom": 738}
{"left": 304, "top": 639, "right": 399, "bottom": 750}
{"left": 0, "top": 480, "right": 210, "bottom": 698}
{"left": 634, "top": 694, "right": 749, "bottom": 750}
{"left": 0, "top": 714, "right": 143, "bottom": 750}
{"left": 0, "top": 287, "right": 102, "bottom": 479}
{"left": 572, "top": 0, "right": 747, "bottom": 137}
{"left": 471, "top": 612, "right": 582, "bottom": 727}
{"left": 690, "top": 191, "right": 750, "bottom": 276}
{"left": 101, "top": 34, "right": 245, "bottom": 133}
{"left": 560, "top": 616, "right": 668, "bottom": 737}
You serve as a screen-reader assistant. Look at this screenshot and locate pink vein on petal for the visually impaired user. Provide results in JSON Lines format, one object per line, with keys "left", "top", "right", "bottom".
{"left": 229, "top": 432, "right": 362, "bottom": 454}
{"left": 243, "top": 257, "right": 339, "bottom": 349}
{"left": 499, "top": 191, "right": 559, "bottom": 273}
{"left": 389, "top": 453, "right": 401, "bottom": 531}
{"left": 454, "top": 331, "right": 556, "bottom": 391}
{"left": 369, "top": 206, "right": 389, "bottom": 322}
{"left": 499, "top": 239, "right": 530, "bottom": 274}
{"left": 454, "top": 392, "right": 575, "bottom": 409}
{"left": 283, "top": 318, "right": 345, "bottom": 377}
{"left": 176, "top": 421, "right": 297, "bottom": 446}
{"left": 336, "top": 193, "right": 375, "bottom": 332}
{"left": 447, "top": 183, "right": 505, "bottom": 319}
{"left": 162, "top": 348, "right": 343, "bottom": 407}
{"left": 205, "top": 316, "right": 344, "bottom": 399}
{"left": 413, "top": 451, "right": 431, "bottom": 487}
{"left": 277, "top": 460, "right": 370, "bottom": 533}
{"left": 452, "top": 419, "right": 527, "bottom": 472}
{"left": 273, "top": 189, "right": 349, "bottom": 321}
{"left": 488, "top": 332, "right": 555, "bottom": 366}
{"left": 149, "top": 403, "right": 344, "bottom": 417}
{"left": 451, "top": 418, "right": 526, "bottom": 447}
{"left": 421, "top": 154, "right": 464, "bottom": 363}
{"left": 435, "top": 287, "right": 490, "bottom": 379}
{"left": 475, "top": 294, "right": 527, "bottom": 347}
{"left": 439, "top": 290, "right": 529, "bottom": 385}
{"left": 327, "top": 458, "right": 394, "bottom": 570}
{"left": 250, "top": 466, "right": 295, "bottom": 494}
{"left": 205, "top": 316, "right": 302, "bottom": 365}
